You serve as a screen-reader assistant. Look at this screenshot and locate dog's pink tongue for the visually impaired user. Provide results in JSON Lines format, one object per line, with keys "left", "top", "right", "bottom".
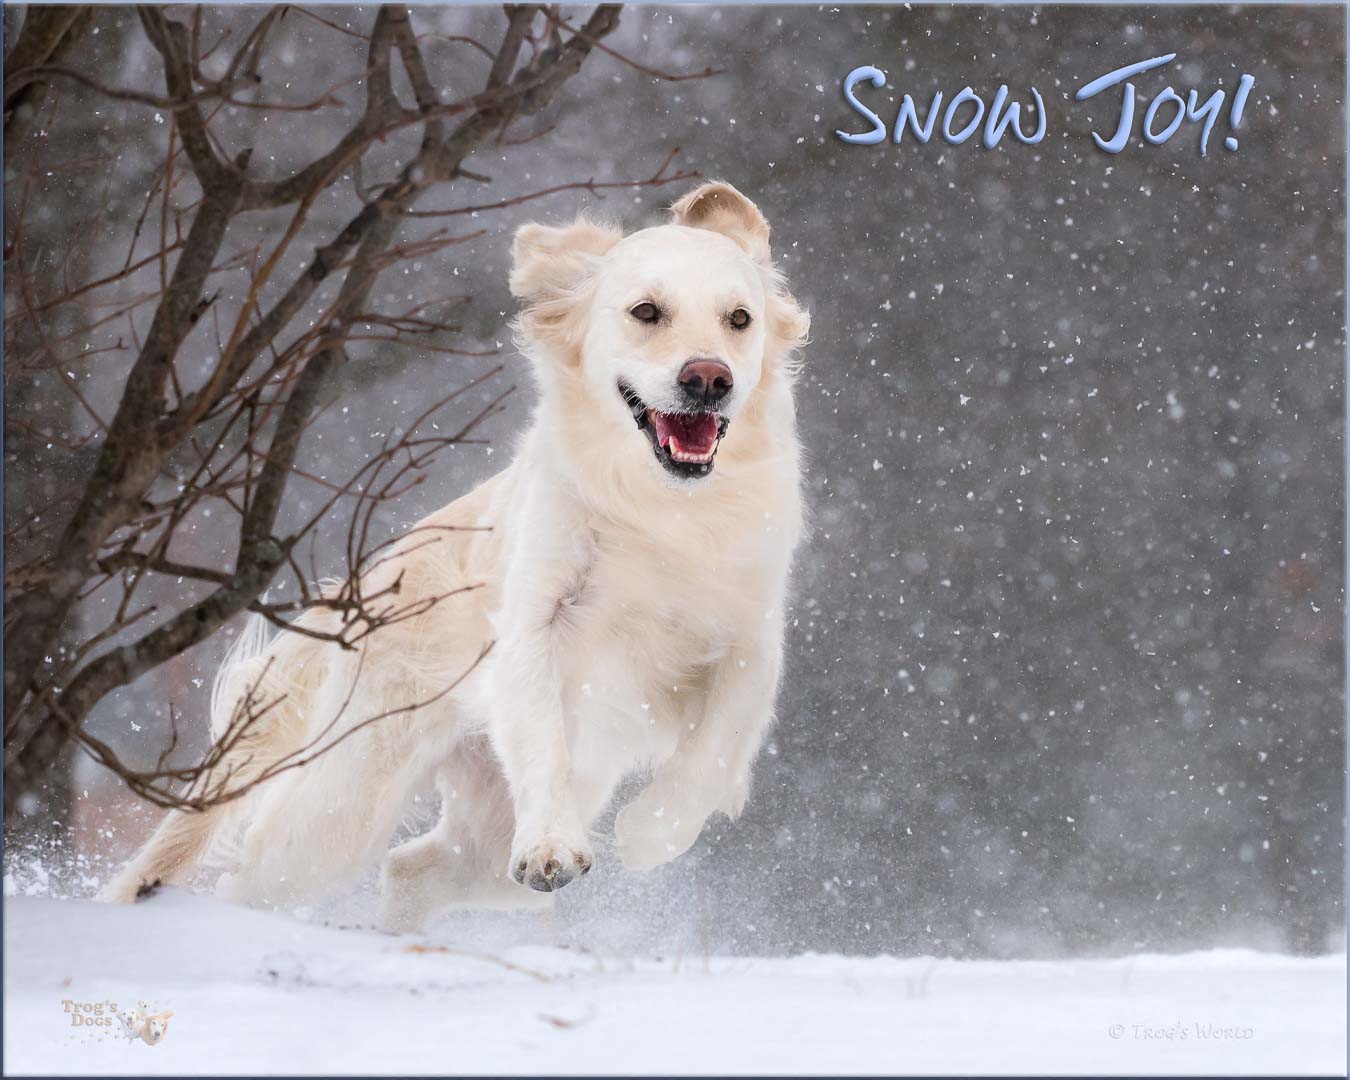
{"left": 649, "top": 411, "right": 719, "bottom": 455}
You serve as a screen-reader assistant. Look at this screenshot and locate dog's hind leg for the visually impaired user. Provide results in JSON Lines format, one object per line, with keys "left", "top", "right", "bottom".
{"left": 379, "top": 739, "right": 544, "bottom": 931}
{"left": 380, "top": 827, "right": 550, "bottom": 932}
{"left": 218, "top": 737, "right": 430, "bottom": 910}
{"left": 379, "top": 828, "right": 469, "bottom": 932}
{"left": 100, "top": 703, "right": 282, "bottom": 904}
{"left": 100, "top": 804, "right": 228, "bottom": 903}
{"left": 217, "top": 666, "right": 457, "bottom": 909}
{"left": 99, "top": 615, "right": 315, "bottom": 901}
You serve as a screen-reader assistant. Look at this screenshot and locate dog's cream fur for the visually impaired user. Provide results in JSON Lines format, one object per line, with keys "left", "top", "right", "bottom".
{"left": 102, "top": 182, "right": 809, "bottom": 930}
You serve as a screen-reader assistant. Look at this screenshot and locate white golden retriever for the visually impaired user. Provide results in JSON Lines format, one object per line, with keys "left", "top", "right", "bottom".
{"left": 103, "top": 182, "right": 810, "bottom": 930}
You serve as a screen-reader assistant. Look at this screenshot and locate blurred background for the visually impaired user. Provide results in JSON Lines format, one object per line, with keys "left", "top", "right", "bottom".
{"left": 4, "top": 4, "right": 1344, "bottom": 958}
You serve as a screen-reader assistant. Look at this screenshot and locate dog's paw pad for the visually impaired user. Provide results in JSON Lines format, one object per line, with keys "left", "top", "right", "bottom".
{"left": 509, "top": 839, "right": 592, "bottom": 893}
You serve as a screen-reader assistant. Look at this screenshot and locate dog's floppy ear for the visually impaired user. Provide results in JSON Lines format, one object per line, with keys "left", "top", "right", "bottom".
{"left": 670, "top": 181, "right": 771, "bottom": 264}
{"left": 510, "top": 218, "right": 620, "bottom": 302}
{"left": 510, "top": 217, "right": 621, "bottom": 362}
{"left": 672, "top": 181, "right": 807, "bottom": 363}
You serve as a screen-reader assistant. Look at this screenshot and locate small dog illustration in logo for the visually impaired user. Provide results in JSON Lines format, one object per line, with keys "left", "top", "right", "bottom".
{"left": 141, "top": 1011, "right": 173, "bottom": 1045}
{"left": 116, "top": 1001, "right": 172, "bottom": 1046}
{"left": 116, "top": 1003, "right": 146, "bottom": 1043}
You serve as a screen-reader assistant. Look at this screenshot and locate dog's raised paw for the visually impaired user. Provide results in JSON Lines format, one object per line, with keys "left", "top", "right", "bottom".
{"left": 509, "top": 837, "right": 592, "bottom": 893}
{"left": 614, "top": 795, "right": 705, "bottom": 870}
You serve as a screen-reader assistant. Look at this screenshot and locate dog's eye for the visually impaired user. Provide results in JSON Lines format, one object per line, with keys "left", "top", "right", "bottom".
{"left": 728, "top": 308, "right": 752, "bottom": 331}
{"left": 630, "top": 302, "right": 661, "bottom": 324}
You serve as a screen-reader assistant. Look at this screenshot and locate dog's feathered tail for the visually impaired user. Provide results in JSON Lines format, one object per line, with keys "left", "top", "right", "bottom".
{"left": 100, "top": 607, "right": 337, "bottom": 904}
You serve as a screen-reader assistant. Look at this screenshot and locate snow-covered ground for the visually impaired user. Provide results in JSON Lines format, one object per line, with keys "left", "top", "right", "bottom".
{"left": 3, "top": 891, "right": 1344, "bottom": 1076}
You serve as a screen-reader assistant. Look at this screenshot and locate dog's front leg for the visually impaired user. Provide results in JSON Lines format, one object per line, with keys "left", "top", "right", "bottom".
{"left": 488, "top": 489, "right": 594, "bottom": 893}
{"left": 615, "top": 626, "right": 784, "bottom": 870}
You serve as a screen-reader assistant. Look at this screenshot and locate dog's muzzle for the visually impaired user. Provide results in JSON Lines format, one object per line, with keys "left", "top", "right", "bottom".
{"left": 619, "top": 381, "right": 730, "bottom": 480}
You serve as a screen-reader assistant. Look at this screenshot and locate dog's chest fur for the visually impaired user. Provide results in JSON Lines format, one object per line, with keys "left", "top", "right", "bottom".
{"left": 545, "top": 491, "right": 792, "bottom": 765}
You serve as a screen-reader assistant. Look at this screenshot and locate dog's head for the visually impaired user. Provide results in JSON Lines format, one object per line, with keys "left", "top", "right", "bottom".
{"left": 143, "top": 1011, "right": 172, "bottom": 1045}
{"left": 511, "top": 181, "right": 809, "bottom": 485}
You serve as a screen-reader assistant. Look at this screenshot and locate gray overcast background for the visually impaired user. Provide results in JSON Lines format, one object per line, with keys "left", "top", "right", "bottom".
{"left": 5, "top": 5, "right": 1345, "bottom": 958}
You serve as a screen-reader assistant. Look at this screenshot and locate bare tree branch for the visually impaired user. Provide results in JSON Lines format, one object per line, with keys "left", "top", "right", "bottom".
{"left": 3, "top": 5, "right": 93, "bottom": 146}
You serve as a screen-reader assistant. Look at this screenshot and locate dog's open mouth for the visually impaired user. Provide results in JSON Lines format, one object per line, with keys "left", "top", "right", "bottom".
{"left": 619, "top": 382, "right": 730, "bottom": 479}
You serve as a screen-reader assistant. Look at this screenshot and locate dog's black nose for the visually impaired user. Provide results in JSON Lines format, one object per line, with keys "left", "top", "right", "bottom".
{"left": 678, "top": 359, "right": 734, "bottom": 405}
